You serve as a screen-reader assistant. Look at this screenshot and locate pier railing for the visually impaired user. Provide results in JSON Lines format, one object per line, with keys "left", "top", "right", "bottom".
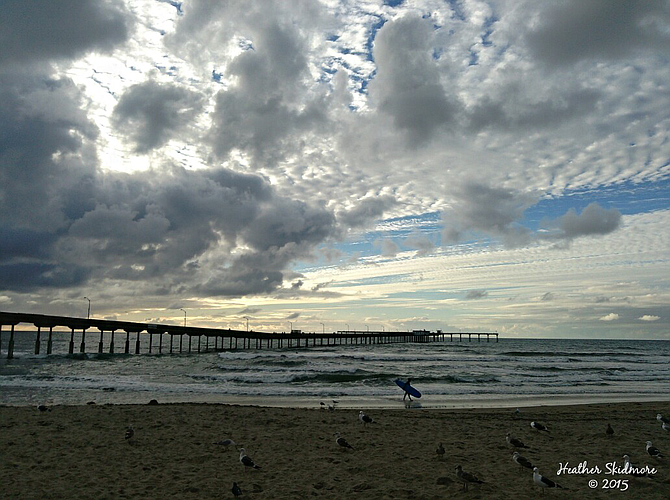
{"left": 0, "top": 311, "right": 498, "bottom": 359}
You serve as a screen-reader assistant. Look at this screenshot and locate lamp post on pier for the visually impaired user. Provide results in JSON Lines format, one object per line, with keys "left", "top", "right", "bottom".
{"left": 244, "top": 316, "right": 250, "bottom": 332}
{"left": 180, "top": 308, "right": 186, "bottom": 327}
{"left": 83, "top": 297, "right": 91, "bottom": 319}
{"left": 320, "top": 322, "right": 325, "bottom": 334}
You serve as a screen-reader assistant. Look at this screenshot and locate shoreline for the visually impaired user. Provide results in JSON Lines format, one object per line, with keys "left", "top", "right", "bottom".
{"left": 2, "top": 390, "right": 669, "bottom": 409}
{"left": 2, "top": 401, "right": 669, "bottom": 499}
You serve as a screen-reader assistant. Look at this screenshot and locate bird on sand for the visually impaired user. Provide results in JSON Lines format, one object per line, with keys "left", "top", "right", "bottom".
{"left": 533, "top": 467, "right": 562, "bottom": 490}
{"left": 622, "top": 455, "right": 653, "bottom": 478}
{"left": 231, "top": 482, "right": 242, "bottom": 497}
{"left": 125, "top": 425, "right": 134, "bottom": 442}
{"left": 506, "top": 433, "right": 530, "bottom": 449}
{"left": 37, "top": 404, "right": 51, "bottom": 412}
{"left": 662, "top": 422, "right": 669, "bottom": 433}
{"left": 455, "top": 465, "right": 483, "bottom": 491}
{"left": 606, "top": 423, "right": 614, "bottom": 436}
{"left": 436, "top": 443, "right": 445, "bottom": 459}
{"left": 358, "top": 411, "right": 375, "bottom": 425}
{"left": 239, "top": 448, "right": 262, "bottom": 470}
{"left": 530, "top": 421, "right": 550, "bottom": 433}
{"left": 214, "top": 438, "right": 237, "bottom": 448}
{"left": 512, "top": 451, "right": 534, "bottom": 470}
{"left": 334, "top": 432, "right": 354, "bottom": 450}
{"left": 657, "top": 414, "right": 670, "bottom": 425}
{"left": 646, "top": 441, "right": 663, "bottom": 459}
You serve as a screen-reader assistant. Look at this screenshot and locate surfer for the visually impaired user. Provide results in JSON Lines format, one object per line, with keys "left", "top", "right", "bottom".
{"left": 402, "top": 378, "right": 413, "bottom": 402}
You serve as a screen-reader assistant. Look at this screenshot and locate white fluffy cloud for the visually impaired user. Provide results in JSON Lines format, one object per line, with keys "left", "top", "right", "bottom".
{"left": 599, "top": 313, "right": 619, "bottom": 322}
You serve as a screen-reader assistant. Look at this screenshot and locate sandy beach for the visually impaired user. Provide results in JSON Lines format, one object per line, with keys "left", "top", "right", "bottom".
{"left": 1, "top": 401, "right": 669, "bottom": 499}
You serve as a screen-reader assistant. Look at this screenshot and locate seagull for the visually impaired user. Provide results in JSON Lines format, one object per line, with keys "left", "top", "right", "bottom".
{"left": 455, "top": 465, "right": 483, "bottom": 491}
{"left": 320, "top": 401, "right": 337, "bottom": 411}
{"left": 623, "top": 455, "right": 653, "bottom": 478}
{"left": 436, "top": 443, "right": 445, "bottom": 459}
{"left": 512, "top": 451, "right": 534, "bottom": 470}
{"left": 239, "top": 448, "right": 261, "bottom": 470}
{"left": 231, "top": 482, "right": 242, "bottom": 497}
{"left": 214, "top": 438, "right": 237, "bottom": 448}
{"left": 530, "top": 421, "right": 550, "bottom": 433}
{"left": 533, "top": 467, "right": 562, "bottom": 490}
{"left": 359, "top": 411, "right": 375, "bottom": 425}
{"left": 646, "top": 441, "right": 663, "bottom": 459}
{"left": 657, "top": 414, "right": 670, "bottom": 425}
{"left": 606, "top": 423, "right": 614, "bottom": 437}
{"left": 513, "top": 408, "right": 520, "bottom": 418}
{"left": 125, "top": 425, "right": 134, "bottom": 442}
{"left": 37, "top": 404, "right": 51, "bottom": 412}
{"left": 334, "top": 432, "right": 354, "bottom": 450}
{"left": 506, "top": 433, "right": 530, "bottom": 449}
{"left": 663, "top": 422, "right": 669, "bottom": 433}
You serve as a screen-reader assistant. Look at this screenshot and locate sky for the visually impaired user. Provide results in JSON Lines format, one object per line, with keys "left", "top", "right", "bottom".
{"left": 1, "top": 0, "right": 669, "bottom": 339}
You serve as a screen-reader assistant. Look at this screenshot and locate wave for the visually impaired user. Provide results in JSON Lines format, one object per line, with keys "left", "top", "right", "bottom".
{"left": 501, "top": 351, "right": 642, "bottom": 358}
{"left": 523, "top": 366, "right": 631, "bottom": 373}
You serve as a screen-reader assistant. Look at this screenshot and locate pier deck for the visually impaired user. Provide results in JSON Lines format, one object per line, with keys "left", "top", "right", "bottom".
{"left": 0, "top": 311, "right": 498, "bottom": 358}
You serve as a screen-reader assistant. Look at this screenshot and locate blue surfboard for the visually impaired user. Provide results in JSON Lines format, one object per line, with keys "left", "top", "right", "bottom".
{"left": 395, "top": 378, "right": 421, "bottom": 398}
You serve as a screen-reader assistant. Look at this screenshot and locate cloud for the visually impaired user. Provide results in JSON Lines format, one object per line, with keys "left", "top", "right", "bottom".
{"left": 526, "top": 0, "right": 670, "bottom": 66}
{"left": 338, "top": 195, "right": 397, "bottom": 229}
{"left": 291, "top": 280, "right": 304, "bottom": 290}
{"left": 286, "top": 312, "right": 301, "bottom": 320}
{"left": 238, "top": 307, "right": 262, "bottom": 315}
{"left": 172, "top": 0, "right": 329, "bottom": 165}
{"left": 113, "top": 81, "right": 203, "bottom": 152}
{"left": 599, "top": 313, "right": 619, "bottom": 321}
{"left": 442, "top": 183, "right": 537, "bottom": 248}
{"left": 540, "top": 292, "right": 555, "bottom": 302}
{"left": 0, "top": 72, "right": 337, "bottom": 298}
{"left": 465, "top": 290, "right": 488, "bottom": 300}
{"left": 311, "top": 281, "right": 332, "bottom": 292}
{"left": 404, "top": 234, "right": 435, "bottom": 257}
{"left": 467, "top": 88, "right": 601, "bottom": 132}
{"left": 0, "top": 0, "right": 131, "bottom": 67}
{"left": 379, "top": 239, "right": 399, "bottom": 258}
{"left": 370, "top": 15, "right": 457, "bottom": 144}
{"left": 542, "top": 203, "right": 622, "bottom": 245}
{"left": 639, "top": 315, "right": 660, "bottom": 322}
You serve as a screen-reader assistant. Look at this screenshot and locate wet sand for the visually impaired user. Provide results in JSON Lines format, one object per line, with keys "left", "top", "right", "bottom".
{"left": 1, "top": 401, "right": 669, "bottom": 499}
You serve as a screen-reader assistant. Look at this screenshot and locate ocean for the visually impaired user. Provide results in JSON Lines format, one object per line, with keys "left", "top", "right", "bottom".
{"left": 1, "top": 330, "right": 669, "bottom": 408}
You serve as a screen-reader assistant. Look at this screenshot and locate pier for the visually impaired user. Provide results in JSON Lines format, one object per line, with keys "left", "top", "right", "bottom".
{"left": 0, "top": 311, "right": 498, "bottom": 358}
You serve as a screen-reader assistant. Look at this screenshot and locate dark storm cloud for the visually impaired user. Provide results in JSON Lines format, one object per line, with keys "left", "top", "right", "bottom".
{"left": 0, "top": 72, "right": 97, "bottom": 233}
{"left": 113, "top": 81, "right": 203, "bottom": 152}
{"left": 0, "top": 262, "right": 90, "bottom": 291}
{"left": 526, "top": 0, "right": 670, "bottom": 66}
{"left": 0, "top": 67, "right": 336, "bottom": 298}
{"left": 0, "top": 0, "right": 131, "bottom": 66}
